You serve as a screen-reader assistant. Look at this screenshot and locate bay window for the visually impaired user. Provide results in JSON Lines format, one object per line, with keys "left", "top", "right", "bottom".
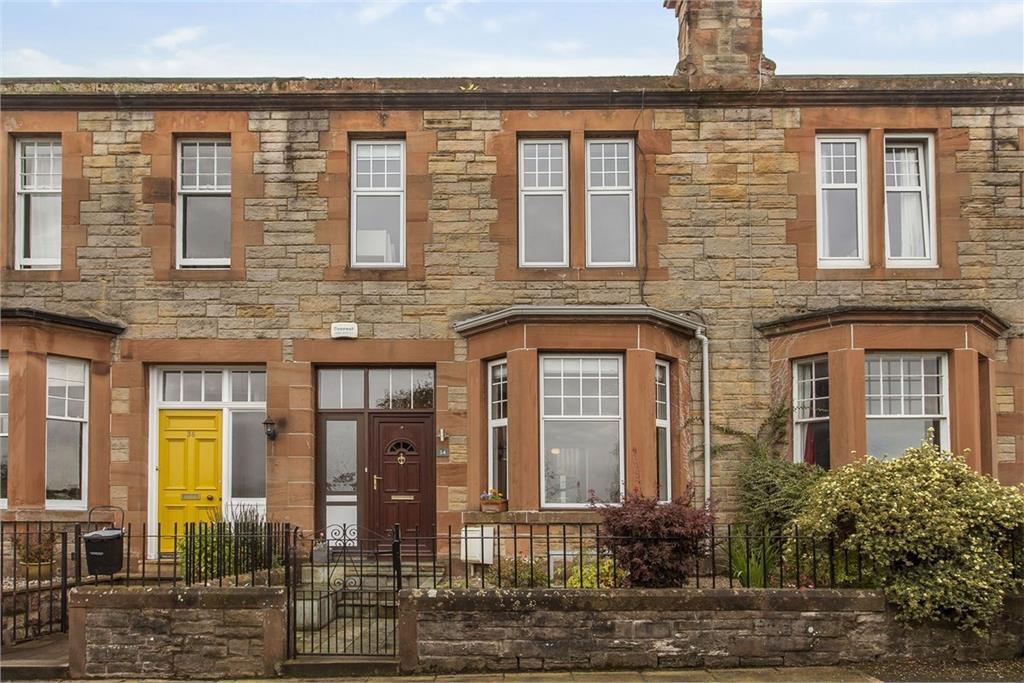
{"left": 655, "top": 360, "right": 671, "bottom": 501}
{"left": 865, "top": 353, "right": 948, "bottom": 459}
{"left": 46, "top": 356, "right": 88, "bottom": 507}
{"left": 488, "top": 359, "right": 509, "bottom": 497}
{"left": 519, "top": 139, "right": 569, "bottom": 267}
{"left": 541, "top": 356, "right": 623, "bottom": 507}
{"left": 0, "top": 353, "right": 8, "bottom": 504}
{"left": 177, "top": 139, "right": 231, "bottom": 267}
{"left": 351, "top": 140, "right": 405, "bottom": 267}
{"left": 816, "top": 135, "right": 867, "bottom": 268}
{"left": 586, "top": 139, "right": 635, "bottom": 266}
{"left": 15, "top": 138, "right": 62, "bottom": 270}
{"left": 793, "top": 357, "right": 830, "bottom": 469}
{"left": 885, "top": 136, "right": 935, "bottom": 266}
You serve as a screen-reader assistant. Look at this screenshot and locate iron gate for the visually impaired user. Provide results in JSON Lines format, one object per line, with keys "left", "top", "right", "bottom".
{"left": 288, "top": 523, "right": 406, "bottom": 657}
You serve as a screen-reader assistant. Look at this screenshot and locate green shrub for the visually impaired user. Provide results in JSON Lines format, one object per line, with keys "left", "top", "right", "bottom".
{"left": 727, "top": 539, "right": 779, "bottom": 588}
{"left": 563, "top": 557, "right": 628, "bottom": 589}
{"left": 177, "top": 507, "right": 282, "bottom": 581}
{"left": 713, "top": 404, "right": 824, "bottom": 535}
{"left": 483, "top": 555, "right": 550, "bottom": 588}
{"left": 793, "top": 439, "right": 1024, "bottom": 631}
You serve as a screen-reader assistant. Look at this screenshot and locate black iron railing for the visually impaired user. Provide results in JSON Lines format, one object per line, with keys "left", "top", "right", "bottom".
{"left": 1, "top": 520, "right": 291, "bottom": 645}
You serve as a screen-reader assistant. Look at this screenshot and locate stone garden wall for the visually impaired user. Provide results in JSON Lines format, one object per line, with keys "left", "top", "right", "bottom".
{"left": 397, "top": 588, "right": 1024, "bottom": 674}
{"left": 68, "top": 586, "right": 286, "bottom": 679}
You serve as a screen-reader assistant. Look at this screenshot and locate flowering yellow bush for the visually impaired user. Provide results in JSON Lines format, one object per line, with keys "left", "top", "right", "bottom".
{"left": 793, "top": 438, "right": 1024, "bottom": 631}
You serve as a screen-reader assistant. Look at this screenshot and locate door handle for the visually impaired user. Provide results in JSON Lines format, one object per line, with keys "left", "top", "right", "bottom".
{"left": 373, "top": 475, "right": 382, "bottom": 490}
{"left": 206, "top": 495, "right": 214, "bottom": 501}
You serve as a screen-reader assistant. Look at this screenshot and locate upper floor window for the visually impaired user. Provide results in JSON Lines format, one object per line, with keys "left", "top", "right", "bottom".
{"left": 15, "top": 138, "right": 62, "bottom": 270}
{"left": 351, "top": 140, "right": 405, "bottom": 268}
{"left": 488, "top": 359, "right": 509, "bottom": 498}
{"left": 816, "top": 135, "right": 867, "bottom": 268}
{"left": 885, "top": 135, "right": 935, "bottom": 267}
{"left": 655, "top": 360, "right": 671, "bottom": 501}
{"left": 793, "top": 357, "right": 830, "bottom": 470}
{"left": 541, "top": 355, "right": 622, "bottom": 507}
{"left": 177, "top": 139, "right": 231, "bottom": 268}
{"left": 586, "top": 139, "right": 635, "bottom": 267}
{"left": 46, "top": 356, "right": 88, "bottom": 508}
{"left": 865, "top": 353, "right": 947, "bottom": 459}
{"left": 519, "top": 139, "right": 568, "bottom": 267}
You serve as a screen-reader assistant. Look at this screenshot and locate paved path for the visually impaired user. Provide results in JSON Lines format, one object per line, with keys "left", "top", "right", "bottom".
{"left": 86, "top": 666, "right": 882, "bottom": 682}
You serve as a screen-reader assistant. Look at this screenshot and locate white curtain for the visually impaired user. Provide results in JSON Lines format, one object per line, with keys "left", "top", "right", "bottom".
{"left": 888, "top": 191, "right": 926, "bottom": 258}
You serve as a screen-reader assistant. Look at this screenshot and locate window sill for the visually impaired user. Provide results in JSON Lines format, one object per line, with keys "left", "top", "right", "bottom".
{"left": 45, "top": 501, "right": 87, "bottom": 511}
{"left": 884, "top": 261, "right": 939, "bottom": 269}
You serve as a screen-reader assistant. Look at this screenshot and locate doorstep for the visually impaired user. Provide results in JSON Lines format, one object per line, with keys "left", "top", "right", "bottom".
{"left": 281, "top": 655, "right": 401, "bottom": 678}
{"left": 0, "top": 632, "right": 70, "bottom": 681}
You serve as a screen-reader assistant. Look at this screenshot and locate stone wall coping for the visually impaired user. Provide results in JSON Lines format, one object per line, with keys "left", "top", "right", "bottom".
{"left": 1, "top": 307, "right": 126, "bottom": 336}
{"left": 453, "top": 305, "right": 703, "bottom": 337}
{"left": 398, "top": 587, "right": 891, "bottom": 612}
{"left": 68, "top": 585, "right": 286, "bottom": 610}
{"left": 2, "top": 74, "right": 1021, "bottom": 109}
{"left": 756, "top": 306, "right": 1011, "bottom": 339}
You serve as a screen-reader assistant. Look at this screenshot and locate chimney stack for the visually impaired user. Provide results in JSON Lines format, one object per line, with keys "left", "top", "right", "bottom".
{"left": 664, "top": 0, "right": 776, "bottom": 90}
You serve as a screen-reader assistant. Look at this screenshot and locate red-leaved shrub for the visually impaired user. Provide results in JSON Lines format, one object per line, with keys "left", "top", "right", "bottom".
{"left": 597, "top": 486, "right": 712, "bottom": 588}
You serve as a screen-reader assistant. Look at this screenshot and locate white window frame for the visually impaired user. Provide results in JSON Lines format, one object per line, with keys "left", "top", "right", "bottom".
{"left": 884, "top": 133, "right": 937, "bottom": 268}
{"left": 487, "top": 358, "right": 509, "bottom": 496}
{"left": 518, "top": 138, "right": 570, "bottom": 268}
{"left": 585, "top": 138, "right": 636, "bottom": 267}
{"left": 0, "top": 351, "right": 8, "bottom": 509}
{"left": 45, "top": 356, "right": 89, "bottom": 510}
{"left": 146, "top": 365, "right": 267, "bottom": 557}
{"left": 865, "top": 352, "right": 950, "bottom": 456}
{"left": 792, "top": 356, "right": 829, "bottom": 464}
{"left": 655, "top": 360, "right": 671, "bottom": 502}
{"left": 539, "top": 354, "right": 624, "bottom": 509}
{"left": 350, "top": 139, "right": 406, "bottom": 269}
{"left": 815, "top": 134, "right": 868, "bottom": 268}
{"left": 14, "top": 137, "right": 62, "bottom": 270}
{"left": 176, "top": 138, "right": 232, "bottom": 269}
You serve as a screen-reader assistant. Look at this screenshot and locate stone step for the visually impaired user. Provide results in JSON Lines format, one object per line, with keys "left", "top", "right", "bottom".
{"left": 282, "top": 657, "right": 399, "bottom": 677}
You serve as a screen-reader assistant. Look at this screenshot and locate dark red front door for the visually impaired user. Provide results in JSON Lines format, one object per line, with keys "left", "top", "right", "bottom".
{"left": 367, "top": 414, "right": 434, "bottom": 539}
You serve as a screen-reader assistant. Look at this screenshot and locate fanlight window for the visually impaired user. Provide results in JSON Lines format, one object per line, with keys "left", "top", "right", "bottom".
{"left": 385, "top": 439, "right": 417, "bottom": 456}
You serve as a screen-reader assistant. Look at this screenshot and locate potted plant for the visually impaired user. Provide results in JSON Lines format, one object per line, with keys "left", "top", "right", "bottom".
{"left": 17, "top": 532, "right": 57, "bottom": 581}
{"left": 479, "top": 489, "right": 508, "bottom": 514}
{"left": 311, "top": 532, "right": 329, "bottom": 565}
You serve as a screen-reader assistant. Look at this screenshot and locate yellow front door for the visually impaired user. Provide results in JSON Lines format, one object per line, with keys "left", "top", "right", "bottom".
{"left": 158, "top": 410, "right": 222, "bottom": 552}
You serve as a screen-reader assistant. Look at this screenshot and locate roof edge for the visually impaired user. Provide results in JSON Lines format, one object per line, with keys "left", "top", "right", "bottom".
{"left": 453, "top": 305, "right": 704, "bottom": 337}
{"left": 1, "top": 307, "right": 127, "bottom": 336}
{"left": 756, "top": 306, "right": 1011, "bottom": 339}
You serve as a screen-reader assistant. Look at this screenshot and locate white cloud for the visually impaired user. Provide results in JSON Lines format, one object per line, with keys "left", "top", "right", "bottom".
{"left": 905, "top": 2, "right": 1023, "bottom": 41}
{"left": 148, "top": 26, "right": 206, "bottom": 51}
{"left": 544, "top": 40, "right": 584, "bottom": 55}
{"left": 765, "top": 8, "right": 828, "bottom": 44}
{"left": 424, "top": 0, "right": 466, "bottom": 25}
{"left": 482, "top": 17, "right": 501, "bottom": 33}
{"left": 1, "top": 48, "right": 78, "bottom": 76}
{"left": 356, "top": 0, "right": 408, "bottom": 26}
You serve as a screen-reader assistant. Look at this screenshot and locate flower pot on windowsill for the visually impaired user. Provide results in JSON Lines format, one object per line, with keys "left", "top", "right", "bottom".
{"left": 480, "top": 499, "right": 508, "bottom": 514}
{"left": 21, "top": 560, "right": 54, "bottom": 582}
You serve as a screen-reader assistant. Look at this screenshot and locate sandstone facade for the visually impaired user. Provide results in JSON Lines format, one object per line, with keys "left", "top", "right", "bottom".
{"left": 1, "top": 91, "right": 1021, "bottom": 533}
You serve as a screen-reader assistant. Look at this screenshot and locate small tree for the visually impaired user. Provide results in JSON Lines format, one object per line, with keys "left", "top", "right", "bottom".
{"left": 597, "top": 486, "right": 712, "bottom": 588}
{"left": 712, "top": 404, "right": 824, "bottom": 536}
{"left": 793, "top": 438, "right": 1024, "bottom": 631}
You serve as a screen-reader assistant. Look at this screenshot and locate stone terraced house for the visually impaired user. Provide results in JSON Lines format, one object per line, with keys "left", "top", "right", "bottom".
{"left": 0, "top": 0, "right": 1021, "bottom": 550}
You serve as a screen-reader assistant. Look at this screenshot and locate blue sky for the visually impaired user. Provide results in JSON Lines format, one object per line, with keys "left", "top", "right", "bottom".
{"left": 2, "top": 1, "right": 1022, "bottom": 78}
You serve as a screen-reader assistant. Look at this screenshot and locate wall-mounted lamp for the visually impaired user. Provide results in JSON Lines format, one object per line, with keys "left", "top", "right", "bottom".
{"left": 263, "top": 417, "right": 278, "bottom": 441}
